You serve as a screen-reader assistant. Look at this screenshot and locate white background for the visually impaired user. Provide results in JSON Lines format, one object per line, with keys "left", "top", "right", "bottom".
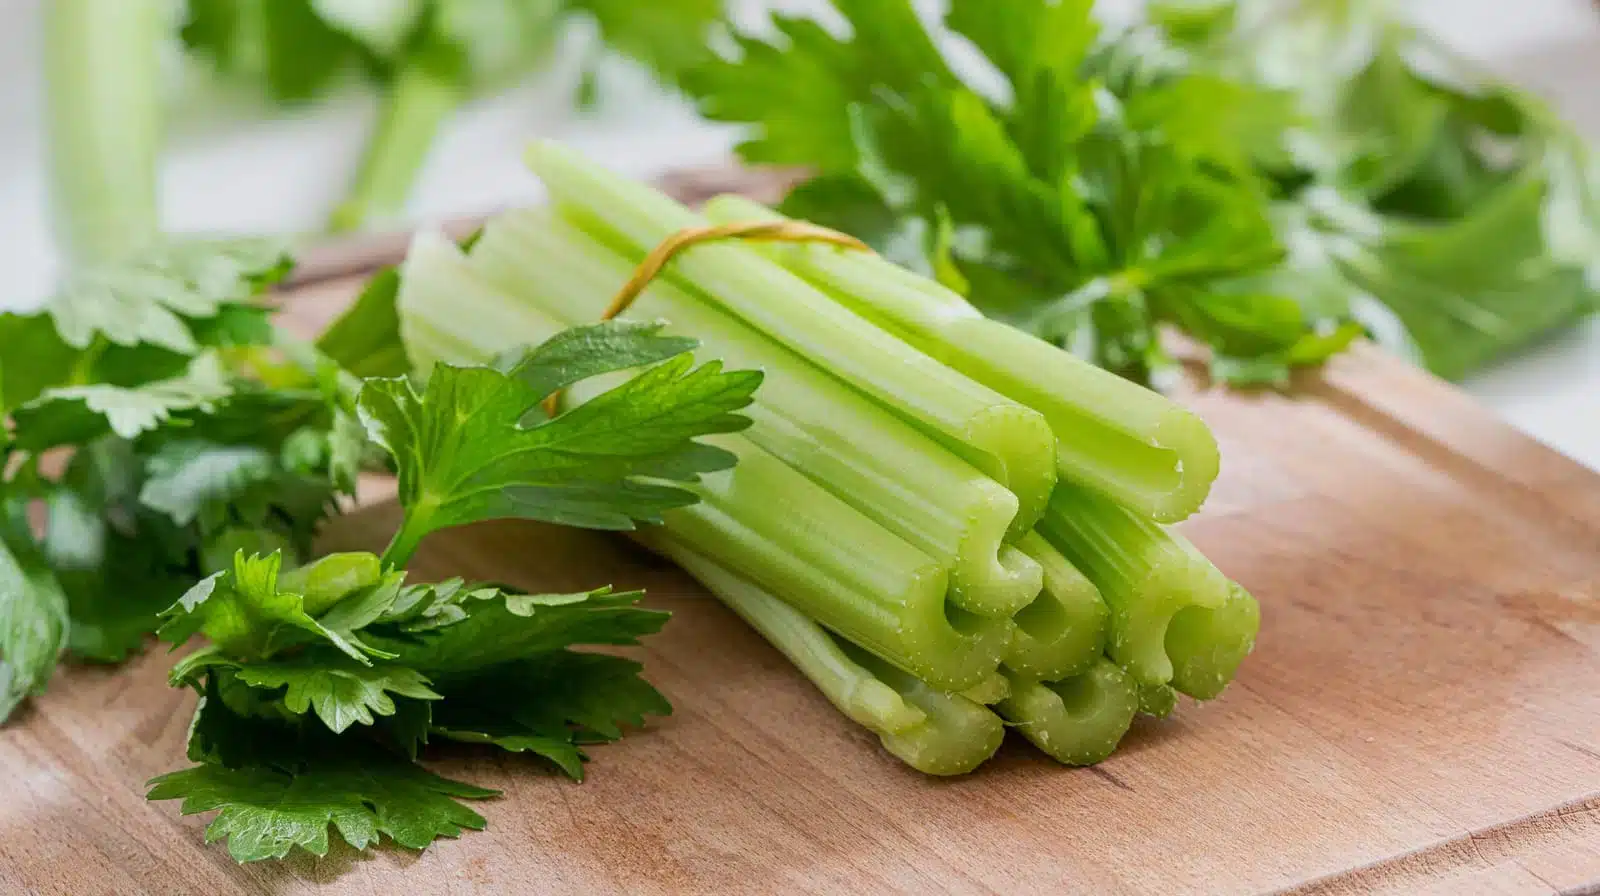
{"left": 1, "top": 0, "right": 1595, "bottom": 467}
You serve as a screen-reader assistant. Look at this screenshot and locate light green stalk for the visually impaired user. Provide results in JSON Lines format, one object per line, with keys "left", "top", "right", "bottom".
{"left": 996, "top": 659, "right": 1139, "bottom": 766}
{"left": 465, "top": 207, "right": 1043, "bottom": 617}
{"left": 658, "top": 538, "right": 1005, "bottom": 775}
{"left": 397, "top": 232, "right": 1011, "bottom": 690}
{"left": 1003, "top": 532, "right": 1109, "bottom": 682}
{"left": 1167, "top": 582, "right": 1261, "bottom": 700}
{"left": 703, "top": 195, "right": 1221, "bottom": 524}
{"left": 523, "top": 140, "right": 1058, "bottom": 536}
{"left": 44, "top": 0, "right": 165, "bottom": 262}
{"left": 1036, "top": 483, "right": 1232, "bottom": 690}
{"left": 329, "top": 58, "right": 463, "bottom": 233}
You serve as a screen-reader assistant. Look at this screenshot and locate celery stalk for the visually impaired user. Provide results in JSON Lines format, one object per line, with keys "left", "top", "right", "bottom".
{"left": 465, "top": 207, "right": 1044, "bottom": 617}
{"left": 1137, "top": 681, "right": 1178, "bottom": 718}
{"left": 839, "top": 641, "right": 1007, "bottom": 775}
{"left": 959, "top": 670, "right": 1012, "bottom": 706}
{"left": 654, "top": 538, "right": 926, "bottom": 734}
{"left": 44, "top": 0, "right": 165, "bottom": 262}
{"left": 397, "top": 233, "right": 1012, "bottom": 690}
{"left": 1036, "top": 483, "right": 1230, "bottom": 689}
{"left": 703, "top": 196, "right": 1221, "bottom": 524}
{"left": 996, "top": 659, "right": 1139, "bottom": 766}
{"left": 1003, "top": 532, "right": 1109, "bottom": 682}
{"left": 1167, "top": 582, "right": 1261, "bottom": 701}
{"left": 329, "top": 58, "right": 463, "bottom": 233}
{"left": 522, "top": 140, "right": 1058, "bottom": 536}
{"left": 645, "top": 538, "right": 1003, "bottom": 776}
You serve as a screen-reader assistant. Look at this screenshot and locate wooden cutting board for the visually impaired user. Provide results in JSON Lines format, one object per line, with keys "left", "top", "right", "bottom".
{"left": 4, "top": 199, "right": 1600, "bottom": 896}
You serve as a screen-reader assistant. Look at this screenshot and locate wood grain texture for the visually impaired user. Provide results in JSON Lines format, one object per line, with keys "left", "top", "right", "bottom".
{"left": 5, "top": 210, "right": 1600, "bottom": 895}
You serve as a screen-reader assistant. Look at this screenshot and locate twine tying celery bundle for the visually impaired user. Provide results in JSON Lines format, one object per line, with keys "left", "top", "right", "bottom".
{"left": 542, "top": 220, "right": 870, "bottom": 416}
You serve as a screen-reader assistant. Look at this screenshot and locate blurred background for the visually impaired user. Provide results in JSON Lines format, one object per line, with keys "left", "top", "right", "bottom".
{"left": 1, "top": 0, "right": 1596, "bottom": 465}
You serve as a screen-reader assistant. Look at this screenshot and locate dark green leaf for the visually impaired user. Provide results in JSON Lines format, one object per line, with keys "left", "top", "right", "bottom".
{"left": 146, "top": 751, "right": 495, "bottom": 862}
{"left": 44, "top": 237, "right": 292, "bottom": 355}
{"left": 11, "top": 353, "right": 233, "bottom": 449}
{"left": 315, "top": 267, "right": 412, "bottom": 378}
{"left": 235, "top": 653, "right": 441, "bottom": 734}
{"left": 498, "top": 319, "right": 698, "bottom": 409}
{"left": 366, "top": 586, "right": 667, "bottom": 678}
{"left": 358, "top": 355, "right": 757, "bottom": 538}
{"left": 157, "top": 551, "right": 369, "bottom": 663}
{"left": 0, "top": 526, "right": 70, "bottom": 721}
{"left": 431, "top": 650, "right": 671, "bottom": 779}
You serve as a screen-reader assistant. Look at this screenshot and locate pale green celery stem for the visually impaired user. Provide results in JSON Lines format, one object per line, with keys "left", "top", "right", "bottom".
{"left": 329, "top": 61, "right": 463, "bottom": 233}
{"left": 702, "top": 195, "right": 1221, "bottom": 525}
{"left": 656, "top": 538, "right": 926, "bottom": 734}
{"left": 959, "top": 670, "right": 1011, "bottom": 706}
{"left": 45, "top": 0, "right": 164, "bottom": 262}
{"left": 396, "top": 233, "right": 1012, "bottom": 690}
{"left": 466, "top": 208, "right": 1042, "bottom": 618}
{"left": 1137, "top": 681, "right": 1178, "bottom": 718}
{"left": 1166, "top": 582, "right": 1261, "bottom": 700}
{"left": 996, "top": 659, "right": 1139, "bottom": 766}
{"left": 838, "top": 640, "right": 1007, "bottom": 776}
{"left": 1036, "top": 483, "right": 1229, "bottom": 688}
{"left": 523, "top": 140, "right": 1058, "bottom": 536}
{"left": 1004, "top": 532, "right": 1109, "bottom": 682}
{"left": 662, "top": 539, "right": 1003, "bottom": 775}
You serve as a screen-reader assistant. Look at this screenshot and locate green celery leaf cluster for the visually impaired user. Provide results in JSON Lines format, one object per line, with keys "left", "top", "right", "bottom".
{"left": 1153, "top": 0, "right": 1600, "bottom": 379}
{"left": 679, "top": 0, "right": 1596, "bottom": 383}
{"left": 0, "top": 238, "right": 348, "bottom": 706}
{"left": 146, "top": 548, "right": 670, "bottom": 862}
{"left": 139, "top": 282, "right": 756, "bottom": 862}
{"left": 681, "top": 0, "right": 1360, "bottom": 386}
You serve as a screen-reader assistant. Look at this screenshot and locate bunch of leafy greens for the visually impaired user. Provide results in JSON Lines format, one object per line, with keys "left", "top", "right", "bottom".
{"left": 677, "top": 0, "right": 1597, "bottom": 384}
{"left": 0, "top": 237, "right": 761, "bottom": 861}
{"left": 1149, "top": 0, "right": 1600, "bottom": 379}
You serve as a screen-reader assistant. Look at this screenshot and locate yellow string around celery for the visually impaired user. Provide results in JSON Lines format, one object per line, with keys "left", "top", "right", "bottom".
{"left": 542, "top": 219, "right": 871, "bottom": 416}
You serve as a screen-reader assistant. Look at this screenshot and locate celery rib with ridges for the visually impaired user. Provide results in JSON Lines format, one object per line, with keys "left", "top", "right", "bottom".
{"left": 649, "top": 537, "right": 924, "bottom": 734}
{"left": 465, "top": 206, "right": 1044, "bottom": 617}
{"left": 702, "top": 196, "right": 1221, "bottom": 524}
{"left": 662, "top": 538, "right": 1005, "bottom": 775}
{"left": 523, "top": 140, "right": 1058, "bottom": 537}
{"left": 1004, "top": 533, "right": 1110, "bottom": 682}
{"left": 397, "top": 233, "right": 1012, "bottom": 690}
{"left": 1036, "top": 483, "right": 1231, "bottom": 690}
{"left": 45, "top": 0, "right": 164, "bottom": 262}
{"left": 1167, "top": 582, "right": 1261, "bottom": 701}
{"left": 997, "top": 659, "right": 1139, "bottom": 766}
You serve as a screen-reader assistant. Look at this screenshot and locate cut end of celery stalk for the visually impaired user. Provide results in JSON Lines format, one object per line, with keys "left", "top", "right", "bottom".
{"left": 1003, "top": 532, "right": 1110, "bottom": 682}
{"left": 963, "top": 404, "right": 1059, "bottom": 539}
{"left": 1039, "top": 484, "right": 1230, "bottom": 688}
{"left": 1167, "top": 582, "right": 1261, "bottom": 700}
{"left": 667, "top": 476, "right": 1010, "bottom": 694}
{"left": 1136, "top": 681, "right": 1178, "bottom": 718}
{"left": 997, "top": 659, "right": 1139, "bottom": 766}
{"left": 658, "top": 538, "right": 929, "bottom": 735}
{"left": 841, "top": 641, "right": 1007, "bottom": 776}
{"left": 948, "top": 485, "right": 1044, "bottom": 618}
{"left": 959, "top": 669, "right": 1012, "bottom": 706}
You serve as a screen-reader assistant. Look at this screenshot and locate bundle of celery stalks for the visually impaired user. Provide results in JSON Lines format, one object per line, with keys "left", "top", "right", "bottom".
{"left": 396, "top": 141, "right": 1260, "bottom": 775}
